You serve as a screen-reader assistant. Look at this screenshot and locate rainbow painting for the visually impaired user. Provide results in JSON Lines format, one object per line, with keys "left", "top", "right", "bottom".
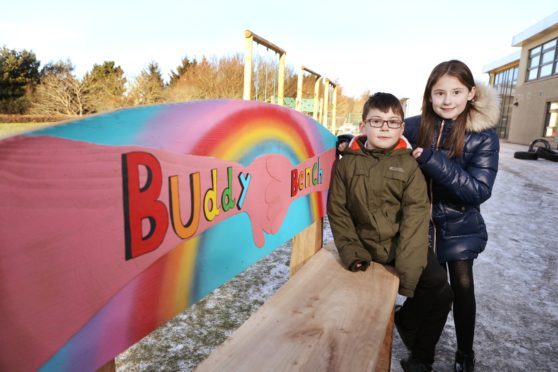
{"left": 0, "top": 99, "right": 337, "bottom": 371}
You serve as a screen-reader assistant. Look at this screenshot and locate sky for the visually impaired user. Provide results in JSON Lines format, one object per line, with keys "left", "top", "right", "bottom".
{"left": 2, "top": 0, "right": 557, "bottom": 116}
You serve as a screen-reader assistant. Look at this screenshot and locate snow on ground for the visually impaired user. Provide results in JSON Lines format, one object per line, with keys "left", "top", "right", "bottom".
{"left": 116, "top": 243, "right": 292, "bottom": 371}
{"left": 117, "top": 142, "right": 558, "bottom": 371}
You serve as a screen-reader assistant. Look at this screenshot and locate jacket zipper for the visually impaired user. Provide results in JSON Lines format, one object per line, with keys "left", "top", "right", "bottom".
{"left": 430, "top": 120, "right": 445, "bottom": 254}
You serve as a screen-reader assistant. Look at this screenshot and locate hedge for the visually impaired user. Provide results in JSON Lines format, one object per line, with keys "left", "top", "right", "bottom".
{"left": 0, "top": 115, "right": 76, "bottom": 123}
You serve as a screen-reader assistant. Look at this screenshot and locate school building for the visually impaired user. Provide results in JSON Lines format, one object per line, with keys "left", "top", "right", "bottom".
{"left": 483, "top": 11, "right": 558, "bottom": 146}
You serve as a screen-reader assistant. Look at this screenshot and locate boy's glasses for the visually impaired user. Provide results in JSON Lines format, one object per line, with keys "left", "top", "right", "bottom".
{"left": 364, "top": 118, "right": 403, "bottom": 129}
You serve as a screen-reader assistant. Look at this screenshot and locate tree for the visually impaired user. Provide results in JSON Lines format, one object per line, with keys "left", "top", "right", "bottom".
{"left": 169, "top": 56, "right": 197, "bottom": 86}
{"left": 0, "top": 47, "right": 40, "bottom": 114}
{"left": 337, "top": 89, "right": 370, "bottom": 128}
{"left": 82, "top": 61, "right": 126, "bottom": 113}
{"left": 128, "top": 62, "right": 165, "bottom": 105}
{"left": 212, "top": 54, "right": 244, "bottom": 99}
{"left": 166, "top": 55, "right": 244, "bottom": 102}
{"left": 31, "top": 60, "right": 88, "bottom": 116}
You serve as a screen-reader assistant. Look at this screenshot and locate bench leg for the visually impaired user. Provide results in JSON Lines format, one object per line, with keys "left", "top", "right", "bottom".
{"left": 290, "top": 218, "right": 323, "bottom": 277}
{"left": 97, "top": 359, "right": 116, "bottom": 372}
{"left": 375, "top": 308, "right": 394, "bottom": 372}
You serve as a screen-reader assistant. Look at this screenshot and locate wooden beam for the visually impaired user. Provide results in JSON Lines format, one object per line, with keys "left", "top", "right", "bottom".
{"left": 244, "top": 30, "right": 286, "bottom": 55}
{"left": 303, "top": 66, "right": 320, "bottom": 77}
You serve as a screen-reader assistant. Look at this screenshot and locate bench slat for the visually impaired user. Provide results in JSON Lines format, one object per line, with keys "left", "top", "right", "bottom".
{"left": 196, "top": 243, "right": 399, "bottom": 371}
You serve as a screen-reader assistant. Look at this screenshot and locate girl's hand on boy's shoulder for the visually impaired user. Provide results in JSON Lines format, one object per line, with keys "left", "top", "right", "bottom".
{"left": 412, "top": 147, "right": 424, "bottom": 159}
{"left": 412, "top": 147, "right": 433, "bottom": 164}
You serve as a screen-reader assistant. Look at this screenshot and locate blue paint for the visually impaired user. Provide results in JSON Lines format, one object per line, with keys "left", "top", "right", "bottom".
{"left": 25, "top": 106, "right": 163, "bottom": 145}
{"left": 191, "top": 196, "right": 313, "bottom": 303}
{"left": 236, "top": 173, "right": 251, "bottom": 209}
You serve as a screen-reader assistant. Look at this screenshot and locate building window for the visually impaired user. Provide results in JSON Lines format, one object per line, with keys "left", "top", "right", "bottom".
{"left": 543, "top": 101, "right": 558, "bottom": 139}
{"left": 527, "top": 38, "right": 558, "bottom": 81}
{"left": 492, "top": 66, "right": 518, "bottom": 139}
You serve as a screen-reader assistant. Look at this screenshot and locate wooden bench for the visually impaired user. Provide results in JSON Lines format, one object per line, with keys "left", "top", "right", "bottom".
{"left": 195, "top": 241, "right": 399, "bottom": 372}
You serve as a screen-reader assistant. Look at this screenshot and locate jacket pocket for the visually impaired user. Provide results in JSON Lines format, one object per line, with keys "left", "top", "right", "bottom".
{"left": 374, "top": 209, "right": 398, "bottom": 241}
{"left": 441, "top": 207, "right": 486, "bottom": 238}
{"left": 383, "top": 166, "right": 407, "bottom": 196}
{"left": 384, "top": 166, "right": 408, "bottom": 181}
{"left": 358, "top": 227, "right": 390, "bottom": 263}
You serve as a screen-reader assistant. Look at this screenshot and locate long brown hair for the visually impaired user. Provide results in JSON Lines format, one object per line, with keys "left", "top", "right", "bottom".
{"left": 418, "top": 60, "right": 476, "bottom": 158}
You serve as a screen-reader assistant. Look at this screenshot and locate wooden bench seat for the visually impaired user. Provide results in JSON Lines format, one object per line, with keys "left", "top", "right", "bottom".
{"left": 195, "top": 243, "right": 400, "bottom": 372}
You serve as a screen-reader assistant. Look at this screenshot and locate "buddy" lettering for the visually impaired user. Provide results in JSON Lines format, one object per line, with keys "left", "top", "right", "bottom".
{"left": 122, "top": 151, "right": 251, "bottom": 260}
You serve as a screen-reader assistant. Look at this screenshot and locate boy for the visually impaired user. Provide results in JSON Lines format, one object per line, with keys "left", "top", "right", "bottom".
{"left": 327, "top": 92, "right": 453, "bottom": 372}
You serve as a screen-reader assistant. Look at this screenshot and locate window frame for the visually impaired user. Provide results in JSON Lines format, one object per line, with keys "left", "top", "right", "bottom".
{"left": 526, "top": 38, "right": 558, "bottom": 81}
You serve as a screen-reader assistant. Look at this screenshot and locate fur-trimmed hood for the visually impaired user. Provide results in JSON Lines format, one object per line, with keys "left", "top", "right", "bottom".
{"left": 467, "top": 82, "right": 500, "bottom": 133}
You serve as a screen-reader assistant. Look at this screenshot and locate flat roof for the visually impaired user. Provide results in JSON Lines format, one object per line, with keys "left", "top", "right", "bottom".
{"left": 482, "top": 51, "right": 521, "bottom": 73}
{"left": 512, "top": 11, "right": 558, "bottom": 47}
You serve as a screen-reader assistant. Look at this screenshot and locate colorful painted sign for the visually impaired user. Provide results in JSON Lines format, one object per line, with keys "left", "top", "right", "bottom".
{"left": 0, "top": 100, "right": 337, "bottom": 371}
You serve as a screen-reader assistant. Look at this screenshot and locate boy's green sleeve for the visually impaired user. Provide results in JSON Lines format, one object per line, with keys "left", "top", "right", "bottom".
{"left": 327, "top": 161, "right": 372, "bottom": 269}
{"left": 395, "top": 165, "right": 429, "bottom": 297}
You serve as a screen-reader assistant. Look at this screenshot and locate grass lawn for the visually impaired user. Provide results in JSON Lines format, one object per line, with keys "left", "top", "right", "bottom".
{"left": 0, "top": 122, "right": 57, "bottom": 139}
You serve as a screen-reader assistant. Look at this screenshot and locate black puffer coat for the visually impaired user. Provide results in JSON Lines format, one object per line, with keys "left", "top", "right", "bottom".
{"left": 404, "top": 83, "right": 500, "bottom": 263}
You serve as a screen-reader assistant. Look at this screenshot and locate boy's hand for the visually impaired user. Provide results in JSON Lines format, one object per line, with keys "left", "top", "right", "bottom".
{"left": 349, "top": 260, "right": 370, "bottom": 272}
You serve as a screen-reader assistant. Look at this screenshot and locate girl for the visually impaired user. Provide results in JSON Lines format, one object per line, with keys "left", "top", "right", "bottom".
{"left": 404, "top": 60, "right": 500, "bottom": 372}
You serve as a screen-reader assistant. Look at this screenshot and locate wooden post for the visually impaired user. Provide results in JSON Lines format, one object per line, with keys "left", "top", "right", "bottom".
{"left": 297, "top": 66, "right": 321, "bottom": 114}
{"left": 277, "top": 52, "right": 286, "bottom": 106}
{"left": 400, "top": 97, "right": 409, "bottom": 118}
{"left": 295, "top": 65, "right": 303, "bottom": 111}
{"left": 290, "top": 218, "right": 323, "bottom": 277}
{"left": 96, "top": 359, "right": 116, "bottom": 372}
{"left": 243, "top": 30, "right": 286, "bottom": 106}
{"left": 290, "top": 66, "right": 327, "bottom": 279}
{"left": 243, "top": 31, "right": 254, "bottom": 100}
{"left": 375, "top": 309, "right": 394, "bottom": 371}
{"left": 331, "top": 85, "right": 338, "bottom": 134}
{"left": 323, "top": 79, "right": 329, "bottom": 128}
{"left": 313, "top": 78, "right": 321, "bottom": 120}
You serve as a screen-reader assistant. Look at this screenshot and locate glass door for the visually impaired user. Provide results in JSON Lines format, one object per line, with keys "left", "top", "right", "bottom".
{"left": 543, "top": 101, "right": 558, "bottom": 139}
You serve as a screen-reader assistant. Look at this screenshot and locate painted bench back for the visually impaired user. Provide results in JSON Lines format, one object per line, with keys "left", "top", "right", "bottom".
{"left": 0, "top": 100, "right": 336, "bottom": 371}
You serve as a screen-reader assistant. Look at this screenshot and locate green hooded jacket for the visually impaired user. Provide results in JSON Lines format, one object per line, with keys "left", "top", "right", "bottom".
{"left": 327, "top": 135, "right": 429, "bottom": 297}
